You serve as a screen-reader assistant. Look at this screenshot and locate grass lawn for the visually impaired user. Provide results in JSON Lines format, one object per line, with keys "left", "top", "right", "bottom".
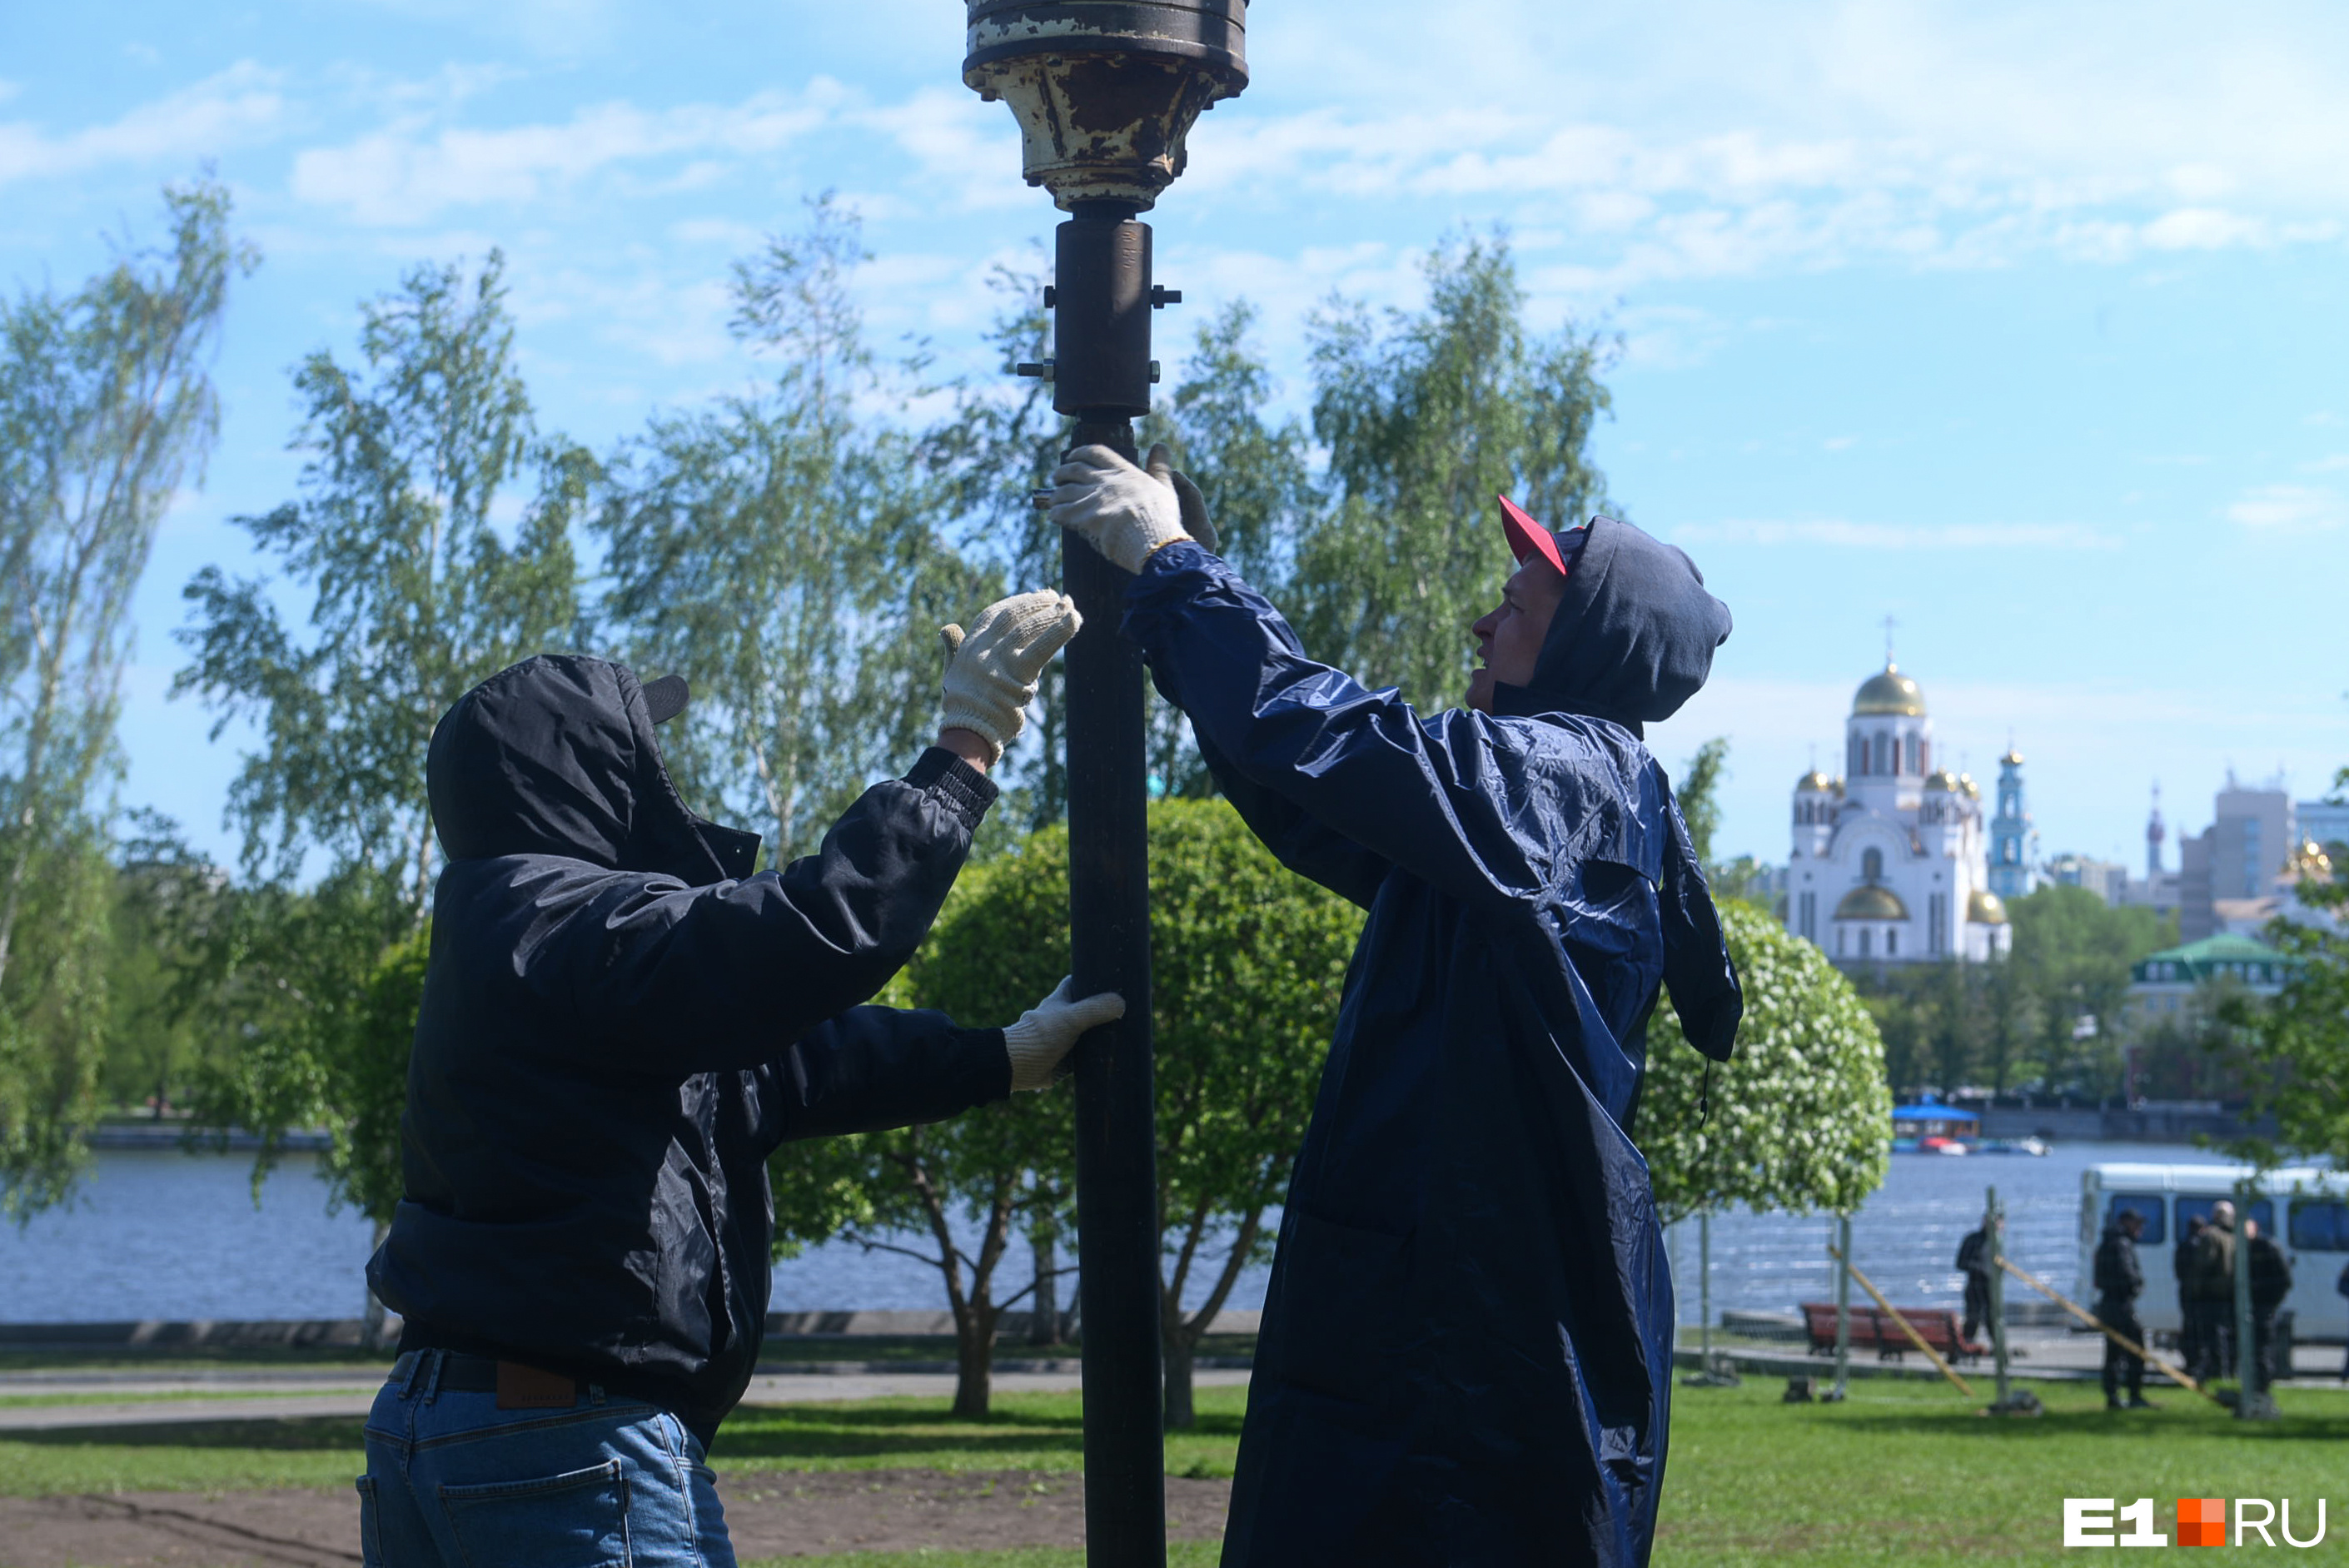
{"left": 0, "top": 1386, "right": 376, "bottom": 1410}
{"left": 4, "top": 1379, "right": 2345, "bottom": 1561}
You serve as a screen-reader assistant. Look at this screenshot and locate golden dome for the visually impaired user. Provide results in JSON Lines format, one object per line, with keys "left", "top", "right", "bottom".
{"left": 1853, "top": 664, "right": 1927, "bottom": 717}
{"left": 1958, "top": 773, "right": 1980, "bottom": 799}
{"left": 2001, "top": 749, "right": 2024, "bottom": 767}
{"left": 1796, "top": 770, "right": 1837, "bottom": 794}
{"left": 1835, "top": 884, "right": 1909, "bottom": 922}
{"left": 1968, "top": 889, "right": 2008, "bottom": 926}
{"left": 1923, "top": 769, "right": 1961, "bottom": 794}
{"left": 2283, "top": 839, "right": 2334, "bottom": 884}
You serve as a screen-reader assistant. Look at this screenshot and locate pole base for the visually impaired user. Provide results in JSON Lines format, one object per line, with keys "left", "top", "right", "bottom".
{"left": 2217, "top": 1386, "right": 2282, "bottom": 1420}
{"left": 1981, "top": 1391, "right": 2044, "bottom": 1417}
{"left": 1680, "top": 1352, "right": 1743, "bottom": 1388}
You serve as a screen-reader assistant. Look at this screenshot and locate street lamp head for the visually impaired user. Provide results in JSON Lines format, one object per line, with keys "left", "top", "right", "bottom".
{"left": 964, "top": 1, "right": 1249, "bottom": 212}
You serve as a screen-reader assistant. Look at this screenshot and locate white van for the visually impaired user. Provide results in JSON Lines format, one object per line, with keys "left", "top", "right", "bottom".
{"left": 2078, "top": 1162, "right": 2349, "bottom": 1343}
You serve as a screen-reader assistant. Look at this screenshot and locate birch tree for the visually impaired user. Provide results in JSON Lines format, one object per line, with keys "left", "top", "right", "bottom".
{"left": 1292, "top": 232, "right": 1616, "bottom": 714}
{"left": 600, "top": 198, "right": 996, "bottom": 866}
{"left": 0, "top": 181, "right": 249, "bottom": 1212}
{"left": 174, "top": 251, "right": 586, "bottom": 1233}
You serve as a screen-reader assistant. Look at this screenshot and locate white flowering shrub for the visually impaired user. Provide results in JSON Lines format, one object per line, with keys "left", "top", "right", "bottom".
{"left": 1641, "top": 903, "right": 1892, "bottom": 1225}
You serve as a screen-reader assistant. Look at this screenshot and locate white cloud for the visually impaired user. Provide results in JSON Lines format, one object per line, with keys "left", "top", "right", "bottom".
{"left": 2223, "top": 484, "right": 2346, "bottom": 532}
{"left": 1160, "top": 2, "right": 2349, "bottom": 286}
{"left": 344, "top": 0, "right": 625, "bottom": 58}
{"left": 860, "top": 88, "right": 1028, "bottom": 212}
{"left": 2302, "top": 454, "right": 2349, "bottom": 474}
{"left": 0, "top": 63, "right": 286, "bottom": 187}
{"left": 291, "top": 86, "right": 845, "bottom": 225}
{"left": 1672, "top": 519, "right": 2123, "bottom": 550}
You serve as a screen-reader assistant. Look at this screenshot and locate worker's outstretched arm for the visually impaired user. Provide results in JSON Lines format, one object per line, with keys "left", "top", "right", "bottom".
{"left": 1122, "top": 542, "right": 1637, "bottom": 911}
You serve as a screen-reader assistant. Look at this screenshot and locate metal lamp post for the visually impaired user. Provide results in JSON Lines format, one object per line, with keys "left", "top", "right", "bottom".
{"left": 963, "top": 6, "right": 1249, "bottom": 1564}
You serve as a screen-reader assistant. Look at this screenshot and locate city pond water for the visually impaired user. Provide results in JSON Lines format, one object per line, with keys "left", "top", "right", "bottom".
{"left": 1664, "top": 1138, "right": 2237, "bottom": 1327}
{"left": 0, "top": 1139, "right": 2240, "bottom": 1327}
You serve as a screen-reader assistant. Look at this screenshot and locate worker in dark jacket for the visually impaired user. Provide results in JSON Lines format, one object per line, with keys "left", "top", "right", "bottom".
{"left": 2176, "top": 1215, "right": 2209, "bottom": 1379}
{"left": 2094, "top": 1209, "right": 2152, "bottom": 1409}
{"left": 362, "top": 592, "right": 1120, "bottom": 1568}
{"left": 2246, "top": 1218, "right": 2292, "bottom": 1391}
{"left": 1955, "top": 1219, "right": 1999, "bottom": 1343}
{"left": 2191, "top": 1202, "right": 2238, "bottom": 1380}
{"left": 1052, "top": 447, "right": 1743, "bottom": 1567}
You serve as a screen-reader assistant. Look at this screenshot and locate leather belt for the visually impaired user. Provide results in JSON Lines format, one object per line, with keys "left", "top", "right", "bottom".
{"left": 395, "top": 1350, "right": 583, "bottom": 1410}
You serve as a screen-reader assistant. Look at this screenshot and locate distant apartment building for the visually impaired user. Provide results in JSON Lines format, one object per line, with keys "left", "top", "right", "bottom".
{"left": 2047, "top": 853, "right": 2128, "bottom": 904}
{"left": 2302, "top": 797, "right": 2349, "bottom": 855}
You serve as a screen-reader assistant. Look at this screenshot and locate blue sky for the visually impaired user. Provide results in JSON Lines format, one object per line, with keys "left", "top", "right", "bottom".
{"left": 5, "top": 0, "right": 2346, "bottom": 872}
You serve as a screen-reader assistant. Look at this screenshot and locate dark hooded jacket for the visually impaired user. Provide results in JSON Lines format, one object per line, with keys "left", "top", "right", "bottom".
{"left": 368, "top": 655, "right": 1010, "bottom": 1444}
{"left": 1123, "top": 519, "right": 1741, "bottom": 1568}
{"left": 2093, "top": 1222, "right": 2144, "bottom": 1306}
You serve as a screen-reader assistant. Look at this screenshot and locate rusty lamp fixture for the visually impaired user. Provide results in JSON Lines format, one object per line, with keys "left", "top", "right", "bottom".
{"left": 963, "top": 5, "right": 1248, "bottom": 1564}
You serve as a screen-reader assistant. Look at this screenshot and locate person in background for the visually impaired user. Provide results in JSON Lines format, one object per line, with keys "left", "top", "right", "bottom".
{"left": 2336, "top": 1258, "right": 2349, "bottom": 1383}
{"left": 2190, "top": 1202, "right": 2238, "bottom": 1381}
{"left": 1954, "top": 1218, "right": 1998, "bottom": 1344}
{"left": 2245, "top": 1218, "right": 2292, "bottom": 1392}
{"left": 2093, "top": 1208, "right": 2153, "bottom": 1410}
{"left": 2175, "top": 1215, "right": 2209, "bottom": 1381}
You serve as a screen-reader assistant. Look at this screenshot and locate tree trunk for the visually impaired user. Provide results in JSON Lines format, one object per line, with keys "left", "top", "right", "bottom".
{"left": 953, "top": 1302, "right": 998, "bottom": 1418}
{"left": 1028, "top": 1213, "right": 1060, "bottom": 1346}
{"left": 1162, "top": 1328, "right": 1197, "bottom": 1430}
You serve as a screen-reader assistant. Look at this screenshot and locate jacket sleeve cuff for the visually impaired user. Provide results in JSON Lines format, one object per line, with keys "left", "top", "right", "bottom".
{"left": 983, "top": 1028, "right": 1014, "bottom": 1103}
{"left": 906, "top": 747, "right": 999, "bottom": 828}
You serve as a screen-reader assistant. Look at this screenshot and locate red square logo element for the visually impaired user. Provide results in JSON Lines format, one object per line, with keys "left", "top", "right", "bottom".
{"left": 2177, "top": 1497, "right": 2227, "bottom": 1547}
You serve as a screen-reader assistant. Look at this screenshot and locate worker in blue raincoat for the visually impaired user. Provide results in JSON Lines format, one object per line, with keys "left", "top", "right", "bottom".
{"left": 1052, "top": 447, "right": 1744, "bottom": 1568}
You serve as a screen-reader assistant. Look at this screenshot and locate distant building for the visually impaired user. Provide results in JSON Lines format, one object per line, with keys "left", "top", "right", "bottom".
{"left": 2118, "top": 784, "right": 2185, "bottom": 919}
{"left": 2126, "top": 933, "right": 2297, "bottom": 1024}
{"left": 1784, "top": 661, "right": 2011, "bottom": 964}
{"left": 2047, "top": 853, "right": 2128, "bottom": 904}
{"left": 2176, "top": 773, "right": 2302, "bottom": 939}
{"left": 2301, "top": 797, "right": 2349, "bottom": 856}
{"left": 1988, "top": 749, "right": 2040, "bottom": 900}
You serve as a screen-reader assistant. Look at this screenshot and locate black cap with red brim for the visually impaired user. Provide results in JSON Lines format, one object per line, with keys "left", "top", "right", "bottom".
{"left": 1499, "top": 495, "right": 1570, "bottom": 578}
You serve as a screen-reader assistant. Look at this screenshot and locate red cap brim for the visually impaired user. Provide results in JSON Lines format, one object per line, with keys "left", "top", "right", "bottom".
{"left": 1498, "top": 495, "right": 1568, "bottom": 577}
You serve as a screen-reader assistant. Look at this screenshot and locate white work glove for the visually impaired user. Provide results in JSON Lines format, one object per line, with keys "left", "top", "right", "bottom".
{"left": 1003, "top": 977, "right": 1127, "bottom": 1091}
{"left": 1049, "top": 442, "right": 1215, "bottom": 573}
{"left": 1146, "top": 443, "right": 1219, "bottom": 555}
{"left": 938, "top": 590, "right": 1082, "bottom": 764}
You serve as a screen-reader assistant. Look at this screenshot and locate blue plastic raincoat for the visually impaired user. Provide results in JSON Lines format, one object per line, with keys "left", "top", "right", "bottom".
{"left": 1123, "top": 520, "right": 1742, "bottom": 1567}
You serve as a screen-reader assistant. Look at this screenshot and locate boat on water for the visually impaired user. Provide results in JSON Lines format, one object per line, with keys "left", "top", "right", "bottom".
{"left": 1973, "top": 1136, "right": 2051, "bottom": 1157}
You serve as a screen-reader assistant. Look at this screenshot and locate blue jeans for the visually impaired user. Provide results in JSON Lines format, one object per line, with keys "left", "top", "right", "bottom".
{"left": 360, "top": 1351, "right": 735, "bottom": 1567}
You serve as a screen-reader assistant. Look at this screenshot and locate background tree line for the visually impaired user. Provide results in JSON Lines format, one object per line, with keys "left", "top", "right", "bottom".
{"left": 1843, "top": 885, "right": 2175, "bottom": 1102}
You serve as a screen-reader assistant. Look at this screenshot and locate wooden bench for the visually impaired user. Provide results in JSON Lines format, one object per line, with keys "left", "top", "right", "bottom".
{"left": 1799, "top": 1302, "right": 1988, "bottom": 1365}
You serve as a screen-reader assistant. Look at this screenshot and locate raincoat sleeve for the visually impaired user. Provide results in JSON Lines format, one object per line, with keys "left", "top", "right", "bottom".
{"left": 536, "top": 749, "right": 998, "bottom": 1072}
{"left": 1193, "top": 732, "right": 1391, "bottom": 908}
{"left": 754, "top": 1007, "right": 1011, "bottom": 1147}
{"left": 1125, "top": 543, "right": 1588, "bottom": 912}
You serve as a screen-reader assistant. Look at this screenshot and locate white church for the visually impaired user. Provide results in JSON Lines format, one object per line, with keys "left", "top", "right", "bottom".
{"left": 1784, "top": 662, "right": 2013, "bottom": 965}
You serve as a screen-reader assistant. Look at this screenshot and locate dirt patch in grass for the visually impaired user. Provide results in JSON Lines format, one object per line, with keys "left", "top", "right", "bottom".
{"left": 0, "top": 1468, "right": 1232, "bottom": 1566}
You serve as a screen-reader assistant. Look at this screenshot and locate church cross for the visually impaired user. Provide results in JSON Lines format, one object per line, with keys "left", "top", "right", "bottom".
{"left": 1883, "top": 615, "right": 1898, "bottom": 667}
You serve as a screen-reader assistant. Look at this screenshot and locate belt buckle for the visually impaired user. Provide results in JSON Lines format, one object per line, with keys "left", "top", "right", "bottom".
{"left": 495, "top": 1361, "right": 577, "bottom": 1410}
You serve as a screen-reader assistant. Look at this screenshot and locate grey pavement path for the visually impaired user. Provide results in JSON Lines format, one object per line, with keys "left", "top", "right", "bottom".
{"left": 0, "top": 1367, "right": 1252, "bottom": 1434}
